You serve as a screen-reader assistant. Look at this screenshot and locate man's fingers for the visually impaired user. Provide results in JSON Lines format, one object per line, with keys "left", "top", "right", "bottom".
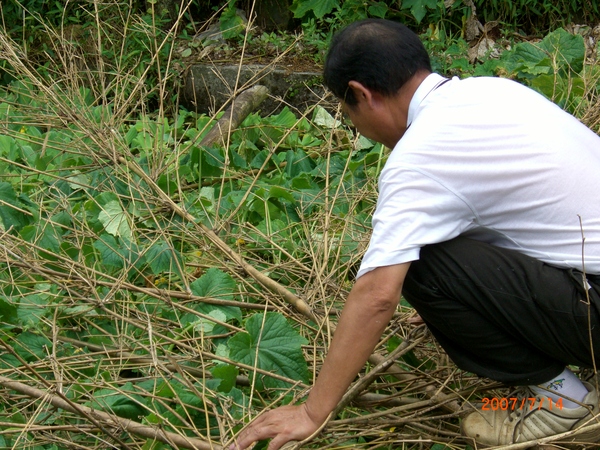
{"left": 230, "top": 404, "right": 320, "bottom": 450}
{"left": 231, "top": 422, "right": 271, "bottom": 450}
{"left": 267, "top": 437, "right": 298, "bottom": 450}
{"left": 231, "top": 411, "right": 282, "bottom": 450}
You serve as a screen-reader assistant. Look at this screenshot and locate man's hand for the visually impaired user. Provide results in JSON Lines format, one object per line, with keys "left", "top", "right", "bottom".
{"left": 231, "top": 403, "right": 322, "bottom": 450}
{"left": 231, "top": 264, "right": 410, "bottom": 450}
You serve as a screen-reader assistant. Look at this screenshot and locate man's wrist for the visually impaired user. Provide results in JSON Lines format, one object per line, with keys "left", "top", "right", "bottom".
{"left": 303, "top": 397, "right": 334, "bottom": 426}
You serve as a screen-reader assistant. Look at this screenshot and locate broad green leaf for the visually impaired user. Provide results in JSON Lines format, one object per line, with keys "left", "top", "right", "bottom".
{"left": 430, "top": 444, "right": 451, "bottom": 450}
{"left": 93, "top": 234, "right": 126, "bottom": 269}
{"left": 501, "top": 29, "right": 584, "bottom": 80}
{"left": 402, "top": 0, "right": 437, "bottom": 23}
{"left": 218, "top": 190, "right": 245, "bottom": 215}
{"left": 189, "top": 268, "right": 242, "bottom": 322}
{"left": 181, "top": 309, "right": 227, "bottom": 333}
{"left": 0, "top": 135, "right": 16, "bottom": 156}
{"left": 197, "top": 186, "right": 215, "bottom": 211}
{"left": 17, "top": 143, "right": 37, "bottom": 166}
{"left": 537, "top": 28, "right": 585, "bottom": 73}
{"left": 203, "top": 146, "right": 226, "bottom": 167}
{"left": 269, "top": 107, "right": 297, "bottom": 128}
{"left": 87, "top": 382, "right": 148, "bottom": 420}
{"left": 313, "top": 106, "right": 340, "bottom": 129}
{"left": 368, "top": 2, "right": 388, "bottom": 18}
{"left": 17, "top": 293, "right": 50, "bottom": 327}
{"left": 0, "top": 296, "right": 18, "bottom": 323}
{"left": 14, "top": 332, "right": 52, "bottom": 362}
{"left": 268, "top": 186, "right": 295, "bottom": 203}
{"left": 230, "top": 148, "right": 248, "bottom": 169}
{"left": 220, "top": 4, "right": 246, "bottom": 39}
{"left": 0, "top": 182, "right": 33, "bottom": 232}
{"left": 530, "top": 74, "right": 585, "bottom": 111}
{"left": 285, "top": 149, "right": 315, "bottom": 179}
{"left": 356, "top": 135, "right": 374, "bottom": 150}
{"left": 50, "top": 210, "right": 72, "bottom": 232}
{"left": 136, "top": 379, "right": 178, "bottom": 399}
{"left": 20, "top": 224, "right": 61, "bottom": 256}
{"left": 98, "top": 199, "right": 133, "bottom": 240}
{"left": 190, "top": 267, "right": 236, "bottom": 299}
{"left": 291, "top": 0, "right": 339, "bottom": 19}
{"left": 211, "top": 364, "right": 239, "bottom": 393}
{"left": 146, "top": 240, "right": 182, "bottom": 275}
{"left": 228, "top": 312, "right": 309, "bottom": 389}
{"left": 291, "top": 173, "right": 320, "bottom": 190}
{"left": 157, "top": 174, "right": 177, "bottom": 196}
{"left": 198, "top": 309, "right": 227, "bottom": 333}
{"left": 250, "top": 149, "right": 270, "bottom": 169}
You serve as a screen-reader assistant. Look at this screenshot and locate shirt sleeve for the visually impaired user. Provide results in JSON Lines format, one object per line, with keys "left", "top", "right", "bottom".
{"left": 356, "top": 165, "right": 476, "bottom": 278}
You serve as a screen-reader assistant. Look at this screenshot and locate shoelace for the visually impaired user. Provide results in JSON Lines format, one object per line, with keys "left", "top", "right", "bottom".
{"left": 506, "top": 387, "right": 543, "bottom": 424}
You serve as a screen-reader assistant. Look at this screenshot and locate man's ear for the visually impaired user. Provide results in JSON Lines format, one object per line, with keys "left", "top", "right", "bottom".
{"left": 348, "top": 80, "right": 373, "bottom": 107}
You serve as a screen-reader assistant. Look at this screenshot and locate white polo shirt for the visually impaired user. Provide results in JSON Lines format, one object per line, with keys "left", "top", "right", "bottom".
{"left": 357, "top": 74, "right": 600, "bottom": 278}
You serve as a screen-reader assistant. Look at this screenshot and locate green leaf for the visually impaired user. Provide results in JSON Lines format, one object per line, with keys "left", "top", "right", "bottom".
{"left": 17, "top": 292, "right": 50, "bottom": 327}
{"left": 14, "top": 332, "right": 52, "bottom": 362}
{"left": 228, "top": 312, "right": 309, "bottom": 389}
{"left": 501, "top": 29, "right": 585, "bottom": 79}
{"left": 268, "top": 186, "right": 295, "bottom": 204}
{"left": 285, "top": 149, "right": 315, "bottom": 178}
{"left": 98, "top": 199, "right": 133, "bottom": 240}
{"left": 190, "top": 267, "right": 236, "bottom": 298}
{"left": 87, "top": 382, "right": 148, "bottom": 420}
{"left": 0, "top": 296, "right": 18, "bottom": 323}
{"left": 93, "top": 234, "right": 126, "bottom": 269}
{"left": 181, "top": 309, "right": 227, "bottom": 333}
{"left": 0, "top": 182, "right": 33, "bottom": 232}
{"left": 189, "top": 268, "right": 242, "bottom": 322}
{"left": 368, "top": 2, "right": 388, "bottom": 18}
{"left": 220, "top": 4, "right": 246, "bottom": 39}
{"left": 20, "top": 224, "right": 61, "bottom": 259}
{"left": 291, "top": 0, "right": 339, "bottom": 19}
{"left": 537, "top": 28, "right": 585, "bottom": 73}
{"left": 313, "top": 106, "right": 340, "bottom": 129}
{"left": 401, "top": 0, "right": 437, "bottom": 23}
{"left": 146, "top": 240, "right": 182, "bottom": 275}
{"left": 211, "top": 364, "right": 239, "bottom": 393}
{"left": 0, "top": 135, "right": 16, "bottom": 157}
{"left": 268, "top": 107, "right": 297, "bottom": 128}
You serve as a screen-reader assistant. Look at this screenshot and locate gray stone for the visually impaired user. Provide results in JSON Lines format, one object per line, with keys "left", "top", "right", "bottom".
{"left": 181, "top": 63, "right": 325, "bottom": 116}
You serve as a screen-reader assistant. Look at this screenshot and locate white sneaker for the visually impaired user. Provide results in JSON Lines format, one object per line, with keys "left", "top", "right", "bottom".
{"left": 461, "top": 381, "right": 600, "bottom": 446}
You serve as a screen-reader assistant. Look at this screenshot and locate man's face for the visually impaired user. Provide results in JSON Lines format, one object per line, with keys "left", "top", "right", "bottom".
{"left": 341, "top": 81, "right": 410, "bottom": 149}
{"left": 341, "top": 100, "right": 378, "bottom": 142}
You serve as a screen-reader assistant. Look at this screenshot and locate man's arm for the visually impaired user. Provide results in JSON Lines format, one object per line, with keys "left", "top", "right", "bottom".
{"left": 232, "top": 262, "right": 410, "bottom": 450}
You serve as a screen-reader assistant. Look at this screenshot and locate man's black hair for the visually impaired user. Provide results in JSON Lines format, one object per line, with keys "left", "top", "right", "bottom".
{"left": 323, "top": 19, "right": 432, "bottom": 106}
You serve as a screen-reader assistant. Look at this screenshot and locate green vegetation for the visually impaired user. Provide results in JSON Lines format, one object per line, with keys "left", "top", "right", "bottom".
{"left": 0, "top": 0, "right": 598, "bottom": 449}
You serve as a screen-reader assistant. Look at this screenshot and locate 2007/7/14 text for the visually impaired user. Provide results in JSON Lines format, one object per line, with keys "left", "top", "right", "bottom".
{"left": 481, "top": 397, "right": 564, "bottom": 411}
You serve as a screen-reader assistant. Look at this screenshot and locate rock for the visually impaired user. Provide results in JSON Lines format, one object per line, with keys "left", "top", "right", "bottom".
{"left": 182, "top": 63, "right": 324, "bottom": 116}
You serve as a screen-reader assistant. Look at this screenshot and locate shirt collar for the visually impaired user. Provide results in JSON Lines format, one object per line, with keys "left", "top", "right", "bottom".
{"left": 406, "top": 73, "right": 447, "bottom": 128}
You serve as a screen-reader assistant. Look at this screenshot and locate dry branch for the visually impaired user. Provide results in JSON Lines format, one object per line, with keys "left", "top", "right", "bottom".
{"left": 0, "top": 376, "right": 220, "bottom": 450}
{"left": 200, "top": 85, "right": 269, "bottom": 148}
{"left": 334, "top": 327, "right": 428, "bottom": 415}
{"left": 115, "top": 87, "right": 319, "bottom": 323}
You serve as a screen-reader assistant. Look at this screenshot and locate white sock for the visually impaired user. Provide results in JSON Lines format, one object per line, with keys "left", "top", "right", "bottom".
{"left": 530, "top": 367, "right": 588, "bottom": 409}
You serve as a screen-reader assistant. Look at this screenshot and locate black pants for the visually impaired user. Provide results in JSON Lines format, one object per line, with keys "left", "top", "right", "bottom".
{"left": 403, "top": 237, "right": 600, "bottom": 385}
